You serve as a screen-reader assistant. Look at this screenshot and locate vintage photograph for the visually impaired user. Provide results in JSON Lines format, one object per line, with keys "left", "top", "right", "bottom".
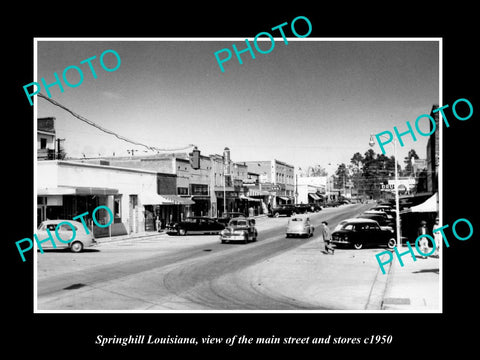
{"left": 33, "top": 38, "right": 441, "bottom": 312}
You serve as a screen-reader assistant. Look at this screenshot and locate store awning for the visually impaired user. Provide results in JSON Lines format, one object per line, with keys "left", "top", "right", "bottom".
{"left": 409, "top": 193, "right": 438, "bottom": 213}
{"left": 142, "top": 193, "right": 195, "bottom": 205}
{"left": 240, "top": 195, "right": 261, "bottom": 202}
{"left": 308, "top": 193, "right": 321, "bottom": 201}
{"left": 400, "top": 193, "right": 438, "bottom": 214}
{"left": 248, "top": 189, "right": 270, "bottom": 196}
{"left": 37, "top": 186, "right": 118, "bottom": 196}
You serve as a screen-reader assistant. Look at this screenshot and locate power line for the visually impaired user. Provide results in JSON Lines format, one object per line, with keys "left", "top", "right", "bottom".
{"left": 37, "top": 93, "right": 196, "bottom": 153}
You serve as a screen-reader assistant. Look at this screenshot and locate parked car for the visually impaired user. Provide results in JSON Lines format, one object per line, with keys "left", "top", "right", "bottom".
{"left": 370, "top": 206, "right": 396, "bottom": 219}
{"left": 308, "top": 203, "right": 323, "bottom": 212}
{"left": 331, "top": 218, "right": 396, "bottom": 249}
{"left": 220, "top": 217, "right": 258, "bottom": 244}
{"left": 36, "top": 219, "right": 96, "bottom": 253}
{"left": 286, "top": 216, "right": 314, "bottom": 238}
{"left": 269, "top": 204, "right": 296, "bottom": 217}
{"left": 216, "top": 212, "right": 247, "bottom": 225}
{"left": 324, "top": 201, "right": 341, "bottom": 207}
{"left": 166, "top": 216, "right": 225, "bottom": 236}
{"left": 294, "top": 203, "right": 311, "bottom": 214}
{"left": 359, "top": 211, "right": 395, "bottom": 228}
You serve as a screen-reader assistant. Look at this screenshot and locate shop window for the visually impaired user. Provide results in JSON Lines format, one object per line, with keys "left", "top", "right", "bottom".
{"left": 114, "top": 196, "right": 121, "bottom": 218}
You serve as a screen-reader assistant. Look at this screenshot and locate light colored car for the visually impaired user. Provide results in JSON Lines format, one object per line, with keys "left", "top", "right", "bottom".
{"left": 286, "top": 216, "right": 314, "bottom": 238}
{"left": 220, "top": 217, "right": 257, "bottom": 244}
{"left": 36, "top": 220, "right": 96, "bottom": 253}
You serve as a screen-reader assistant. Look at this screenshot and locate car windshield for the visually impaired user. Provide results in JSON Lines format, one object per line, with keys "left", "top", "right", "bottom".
{"left": 334, "top": 221, "right": 348, "bottom": 231}
{"left": 184, "top": 218, "right": 198, "bottom": 223}
{"left": 229, "top": 220, "right": 248, "bottom": 227}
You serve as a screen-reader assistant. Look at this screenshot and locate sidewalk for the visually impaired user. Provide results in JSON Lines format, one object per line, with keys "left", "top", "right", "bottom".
{"left": 238, "top": 237, "right": 441, "bottom": 311}
{"left": 381, "top": 252, "right": 440, "bottom": 311}
{"left": 96, "top": 214, "right": 269, "bottom": 244}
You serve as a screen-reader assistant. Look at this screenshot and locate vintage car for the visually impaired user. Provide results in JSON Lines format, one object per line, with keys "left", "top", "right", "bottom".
{"left": 220, "top": 217, "right": 258, "bottom": 244}
{"left": 331, "top": 218, "right": 396, "bottom": 249}
{"left": 166, "top": 216, "right": 225, "bottom": 236}
{"left": 286, "top": 216, "right": 314, "bottom": 238}
{"left": 216, "top": 212, "right": 247, "bottom": 225}
{"left": 36, "top": 219, "right": 96, "bottom": 253}
{"left": 293, "top": 203, "right": 312, "bottom": 214}
{"left": 269, "top": 204, "right": 296, "bottom": 217}
{"left": 358, "top": 211, "right": 395, "bottom": 229}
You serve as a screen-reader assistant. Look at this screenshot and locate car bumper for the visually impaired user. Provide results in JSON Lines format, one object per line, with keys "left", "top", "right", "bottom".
{"left": 287, "top": 231, "right": 309, "bottom": 236}
{"left": 220, "top": 234, "right": 246, "bottom": 241}
{"left": 331, "top": 239, "right": 351, "bottom": 245}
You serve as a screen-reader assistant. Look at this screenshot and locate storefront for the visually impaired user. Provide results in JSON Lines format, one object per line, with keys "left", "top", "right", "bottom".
{"left": 37, "top": 160, "right": 177, "bottom": 237}
{"left": 142, "top": 193, "right": 195, "bottom": 230}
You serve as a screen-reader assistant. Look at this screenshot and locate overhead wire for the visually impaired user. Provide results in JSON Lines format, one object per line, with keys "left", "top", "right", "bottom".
{"left": 37, "top": 93, "right": 196, "bottom": 153}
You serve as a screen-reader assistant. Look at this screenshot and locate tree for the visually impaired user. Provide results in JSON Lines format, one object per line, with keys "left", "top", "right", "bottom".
{"left": 305, "top": 165, "right": 328, "bottom": 177}
{"left": 334, "top": 163, "right": 348, "bottom": 189}
{"left": 403, "top": 149, "right": 419, "bottom": 177}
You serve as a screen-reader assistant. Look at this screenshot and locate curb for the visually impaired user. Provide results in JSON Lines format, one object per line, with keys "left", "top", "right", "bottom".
{"left": 365, "top": 250, "right": 395, "bottom": 310}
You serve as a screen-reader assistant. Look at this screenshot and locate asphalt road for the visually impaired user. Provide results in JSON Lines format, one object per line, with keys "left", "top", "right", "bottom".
{"left": 36, "top": 203, "right": 373, "bottom": 311}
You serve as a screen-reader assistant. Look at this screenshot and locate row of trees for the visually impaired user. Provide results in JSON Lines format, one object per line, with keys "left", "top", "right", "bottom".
{"left": 329, "top": 148, "right": 428, "bottom": 199}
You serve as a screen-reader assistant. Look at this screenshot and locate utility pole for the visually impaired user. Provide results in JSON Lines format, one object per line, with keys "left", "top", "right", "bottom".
{"left": 56, "top": 138, "right": 65, "bottom": 159}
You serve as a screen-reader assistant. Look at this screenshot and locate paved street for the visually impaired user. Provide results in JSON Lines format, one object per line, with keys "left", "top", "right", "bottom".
{"left": 37, "top": 203, "right": 398, "bottom": 311}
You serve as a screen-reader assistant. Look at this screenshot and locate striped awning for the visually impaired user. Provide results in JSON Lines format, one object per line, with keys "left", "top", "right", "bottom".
{"left": 247, "top": 189, "right": 270, "bottom": 196}
{"left": 37, "top": 186, "right": 118, "bottom": 196}
{"left": 142, "top": 193, "right": 195, "bottom": 205}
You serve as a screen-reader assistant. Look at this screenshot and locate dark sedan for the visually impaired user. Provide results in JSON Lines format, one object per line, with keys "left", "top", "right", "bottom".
{"left": 216, "top": 212, "right": 247, "bottom": 226}
{"left": 331, "top": 218, "right": 396, "bottom": 249}
{"left": 269, "top": 204, "right": 296, "bottom": 217}
{"left": 166, "top": 216, "right": 225, "bottom": 236}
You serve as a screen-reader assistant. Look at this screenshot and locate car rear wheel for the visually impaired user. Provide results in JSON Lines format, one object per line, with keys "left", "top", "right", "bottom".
{"left": 178, "top": 228, "right": 187, "bottom": 236}
{"left": 71, "top": 241, "right": 83, "bottom": 253}
{"left": 387, "top": 238, "right": 396, "bottom": 249}
{"left": 353, "top": 242, "right": 363, "bottom": 250}
{"left": 274, "top": 212, "right": 280, "bottom": 218}
{"left": 244, "top": 234, "right": 248, "bottom": 244}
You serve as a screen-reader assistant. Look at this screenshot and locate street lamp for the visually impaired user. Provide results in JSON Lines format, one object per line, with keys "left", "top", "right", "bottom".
{"left": 369, "top": 134, "right": 402, "bottom": 249}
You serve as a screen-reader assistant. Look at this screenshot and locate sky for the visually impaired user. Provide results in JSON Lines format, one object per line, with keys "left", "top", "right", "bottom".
{"left": 35, "top": 38, "right": 439, "bottom": 174}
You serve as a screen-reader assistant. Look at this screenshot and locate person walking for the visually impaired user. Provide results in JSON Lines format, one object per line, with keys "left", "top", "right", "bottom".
{"left": 417, "top": 220, "right": 430, "bottom": 259}
{"left": 432, "top": 217, "right": 441, "bottom": 258}
{"left": 321, "top": 221, "right": 334, "bottom": 254}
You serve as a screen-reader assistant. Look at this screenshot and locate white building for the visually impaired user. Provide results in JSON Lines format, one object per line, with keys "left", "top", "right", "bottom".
{"left": 36, "top": 160, "right": 193, "bottom": 236}
{"left": 296, "top": 176, "right": 327, "bottom": 204}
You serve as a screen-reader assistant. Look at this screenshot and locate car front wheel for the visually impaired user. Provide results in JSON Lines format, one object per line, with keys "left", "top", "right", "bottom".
{"left": 71, "top": 241, "right": 83, "bottom": 253}
{"left": 387, "top": 238, "right": 396, "bottom": 249}
{"left": 353, "top": 242, "right": 363, "bottom": 250}
{"left": 178, "top": 228, "right": 187, "bottom": 236}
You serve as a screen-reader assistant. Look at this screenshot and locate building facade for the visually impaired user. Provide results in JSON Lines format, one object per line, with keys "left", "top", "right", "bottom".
{"left": 244, "top": 159, "right": 295, "bottom": 207}
{"left": 36, "top": 160, "right": 193, "bottom": 236}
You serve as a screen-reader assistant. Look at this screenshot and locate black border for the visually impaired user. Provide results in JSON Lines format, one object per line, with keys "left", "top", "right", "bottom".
{"left": 7, "top": 5, "right": 478, "bottom": 355}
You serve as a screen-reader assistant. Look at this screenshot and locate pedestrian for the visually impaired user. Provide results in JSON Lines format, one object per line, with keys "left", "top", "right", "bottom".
{"left": 321, "top": 221, "right": 335, "bottom": 254}
{"left": 417, "top": 220, "right": 430, "bottom": 259}
{"left": 432, "top": 217, "right": 441, "bottom": 258}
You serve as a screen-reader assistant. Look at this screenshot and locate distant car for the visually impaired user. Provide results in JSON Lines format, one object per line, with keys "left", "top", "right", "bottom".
{"left": 166, "top": 216, "right": 225, "bottom": 236}
{"left": 308, "top": 203, "right": 323, "bottom": 212}
{"left": 294, "top": 203, "right": 311, "bottom": 214}
{"left": 331, "top": 218, "right": 396, "bottom": 249}
{"left": 36, "top": 219, "right": 96, "bottom": 253}
{"left": 359, "top": 211, "right": 395, "bottom": 228}
{"left": 286, "top": 216, "right": 314, "bottom": 238}
{"left": 216, "top": 212, "right": 247, "bottom": 225}
{"left": 269, "top": 204, "right": 296, "bottom": 217}
{"left": 220, "top": 217, "right": 258, "bottom": 244}
{"left": 370, "top": 206, "right": 396, "bottom": 218}
{"left": 324, "top": 201, "right": 341, "bottom": 208}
